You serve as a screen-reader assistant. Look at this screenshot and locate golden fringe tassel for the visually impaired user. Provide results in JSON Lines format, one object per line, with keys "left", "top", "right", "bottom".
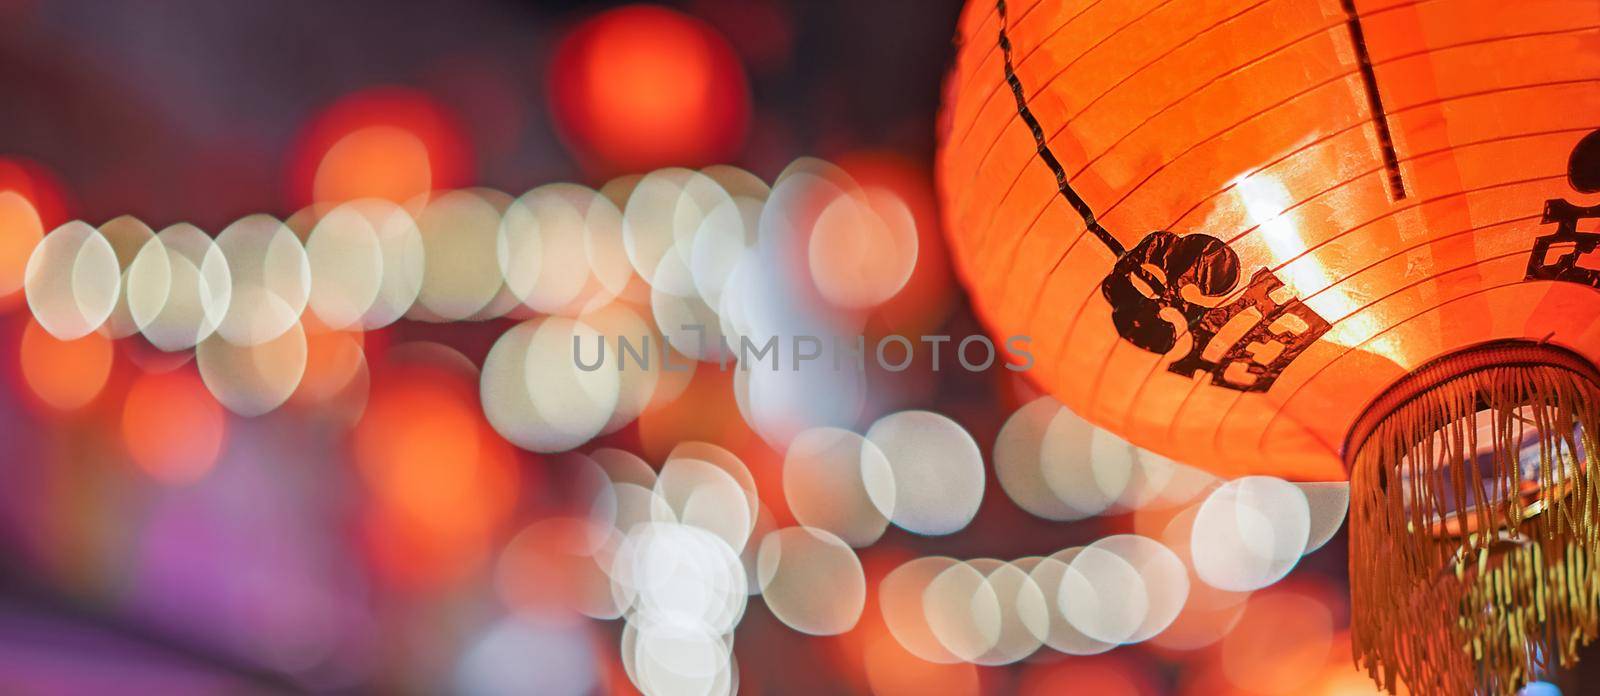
{"left": 1350, "top": 359, "right": 1600, "bottom": 695}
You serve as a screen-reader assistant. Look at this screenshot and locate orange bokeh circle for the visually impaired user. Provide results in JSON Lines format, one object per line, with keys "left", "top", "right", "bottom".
{"left": 122, "top": 368, "right": 226, "bottom": 484}
{"left": 0, "top": 159, "right": 68, "bottom": 312}
{"left": 19, "top": 317, "right": 113, "bottom": 411}
{"left": 548, "top": 4, "right": 750, "bottom": 175}
{"left": 287, "top": 87, "right": 471, "bottom": 210}
{"left": 353, "top": 352, "right": 520, "bottom": 591}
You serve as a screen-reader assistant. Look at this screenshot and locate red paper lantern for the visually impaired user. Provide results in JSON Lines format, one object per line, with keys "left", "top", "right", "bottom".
{"left": 938, "top": 0, "right": 1600, "bottom": 691}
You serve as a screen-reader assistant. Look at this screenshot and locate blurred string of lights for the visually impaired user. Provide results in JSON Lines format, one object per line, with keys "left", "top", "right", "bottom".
{"left": 0, "top": 76, "right": 1396, "bottom": 696}
{"left": 0, "top": 2, "right": 1559, "bottom": 695}
{"left": 1, "top": 150, "right": 1376, "bottom": 694}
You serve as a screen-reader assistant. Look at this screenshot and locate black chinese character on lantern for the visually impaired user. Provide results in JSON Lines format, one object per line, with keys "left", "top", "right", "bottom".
{"left": 1100, "top": 230, "right": 1331, "bottom": 393}
{"left": 1526, "top": 129, "right": 1600, "bottom": 287}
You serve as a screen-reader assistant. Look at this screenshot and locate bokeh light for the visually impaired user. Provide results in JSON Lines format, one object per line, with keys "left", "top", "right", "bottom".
{"left": 880, "top": 556, "right": 964, "bottom": 664}
{"left": 481, "top": 316, "right": 620, "bottom": 453}
{"left": 863, "top": 410, "right": 984, "bottom": 536}
{"left": 355, "top": 346, "right": 519, "bottom": 591}
{"left": 24, "top": 220, "right": 120, "bottom": 340}
{"left": 19, "top": 316, "right": 112, "bottom": 410}
{"left": 412, "top": 189, "right": 509, "bottom": 321}
{"left": 1219, "top": 587, "right": 1338, "bottom": 695}
{"left": 289, "top": 319, "right": 367, "bottom": 408}
{"left": 0, "top": 159, "right": 67, "bottom": 313}
{"left": 195, "top": 316, "right": 307, "bottom": 416}
{"left": 126, "top": 222, "right": 232, "bottom": 352}
{"left": 97, "top": 215, "right": 157, "bottom": 339}
{"left": 756, "top": 526, "right": 865, "bottom": 636}
{"left": 121, "top": 367, "right": 226, "bottom": 484}
{"left": 0, "top": 191, "right": 44, "bottom": 308}
{"left": 289, "top": 87, "right": 470, "bottom": 209}
{"left": 548, "top": 4, "right": 751, "bottom": 175}
{"left": 1191, "top": 477, "right": 1312, "bottom": 592}
{"left": 782, "top": 426, "right": 894, "bottom": 547}
{"left": 317, "top": 126, "right": 432, "bottom": 207}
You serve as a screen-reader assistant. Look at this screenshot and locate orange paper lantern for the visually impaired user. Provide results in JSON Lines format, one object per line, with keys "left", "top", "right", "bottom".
{"left": 938, "top": 0, "right": 1600, "bottom": 692}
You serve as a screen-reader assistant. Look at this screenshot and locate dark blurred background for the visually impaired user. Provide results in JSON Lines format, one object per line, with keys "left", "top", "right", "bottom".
{"left": 0, "top": 1, "right": 1586, "bottom": 694}
{"left": 0, "top": 0, "right": 961, "bottom": 228}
